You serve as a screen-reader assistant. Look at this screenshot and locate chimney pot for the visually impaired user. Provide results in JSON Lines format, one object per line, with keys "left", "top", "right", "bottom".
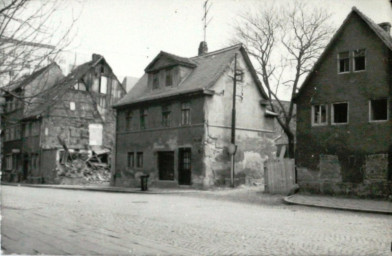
{"left": 378, "top": 22, "right": 391, "bottom": 34}
{"left": 198, "top": 41, "right": 208, "bottom": 56}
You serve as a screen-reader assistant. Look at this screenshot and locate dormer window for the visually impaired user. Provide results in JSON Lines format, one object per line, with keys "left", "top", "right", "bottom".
{"left": 353, "top": 49, "right": 366, "bottom": 71}
{"left": 152, "top": 73, "right": 159, "bottom": 89}
{"left": 165, "top": 68, "right": 173, "bottom": 86}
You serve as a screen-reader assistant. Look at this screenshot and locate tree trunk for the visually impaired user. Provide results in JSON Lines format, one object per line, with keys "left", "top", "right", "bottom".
{"left": 287, "top": 133, "right": 295, "bottom": 159}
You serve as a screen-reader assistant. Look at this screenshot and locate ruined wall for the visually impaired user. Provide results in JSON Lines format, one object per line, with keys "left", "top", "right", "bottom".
{"left": 295, "top": 12, "right": 392, "bottom": 197}
{"left": 114, "top": 96, "right": 206, "bottom": 187}
{"left": 203, "top": 52, "right": 276, "bottom": 186}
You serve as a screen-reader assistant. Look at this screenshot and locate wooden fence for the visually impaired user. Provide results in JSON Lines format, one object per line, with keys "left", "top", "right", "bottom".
{"left": 264, "top": 159, "right": 295, "bottom": 194}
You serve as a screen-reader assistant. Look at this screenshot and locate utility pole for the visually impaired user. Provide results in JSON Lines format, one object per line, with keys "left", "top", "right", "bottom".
{"left": 230, "top": 53, "right": 238, "bottom": 188}
{"left": 202, "top": 0, "right": 212, "bottom": 42}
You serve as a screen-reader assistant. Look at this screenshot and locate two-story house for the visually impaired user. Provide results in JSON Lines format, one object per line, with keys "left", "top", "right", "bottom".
{"left": 113, "top": 43, "right": 277, "bottom": 188}
{"left": 294, "top": 7, "right": 392, "bottom": 198}
{"left": 2, "top": 54, "right": 126, "bottom": 183}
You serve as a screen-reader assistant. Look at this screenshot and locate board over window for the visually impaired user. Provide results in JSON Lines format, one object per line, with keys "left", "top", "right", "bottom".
{"left": 369, "top": 99, "right": 388, "bottom": 122}
{"left": 332, "top": 102, "right": 348, "bottom": 124}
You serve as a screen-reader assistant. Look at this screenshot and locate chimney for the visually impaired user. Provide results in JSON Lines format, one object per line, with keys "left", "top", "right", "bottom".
{"left": 92, "top": 53, "right": 102, "bottom": 62}
{"left": 378, "top": 22, "right": 391, "bottom": 34}
{"left": 198, "top": 41, "right": 208, "bottom": 56}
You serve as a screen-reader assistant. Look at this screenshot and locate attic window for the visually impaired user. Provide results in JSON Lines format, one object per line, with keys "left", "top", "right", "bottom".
{"left": 165, "top": 68, "right": 173, "bottom": 86}
{"left": 338, "top": 51, "right": 349, "bottom": 73}
{"left": 152, "top": 73, "right": 159, "bottom": 89}
{"left": 332, "top": 102, "right": 348, "bottom": 124}
{"left": 74, "top": 82, "right": 87, "bottom": 91}
{"left": 312, "top": 104, "right": 327, "bottom": 126}
{"left": 369, "top": 99, "right": 388, "bottom": 122}
{"left": 354, "top": 49, "right": 366, "bottom": 71}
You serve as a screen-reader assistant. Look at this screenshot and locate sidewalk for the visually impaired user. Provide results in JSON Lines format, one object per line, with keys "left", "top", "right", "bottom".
{"left": 0, "top": 182, "right": 200, "bottom": 194}
{"left": 284, "top": 194, "right": 392, "bottom": 215}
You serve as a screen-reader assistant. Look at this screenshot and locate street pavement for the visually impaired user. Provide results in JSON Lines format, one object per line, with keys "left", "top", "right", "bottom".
{"left": 1, "top": 185, "right": 392, "bottom": 255}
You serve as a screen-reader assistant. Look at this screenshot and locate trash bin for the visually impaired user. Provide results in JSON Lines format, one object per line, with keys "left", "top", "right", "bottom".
{"left": 140, "top": 174, "right": 149, "bottom": 191}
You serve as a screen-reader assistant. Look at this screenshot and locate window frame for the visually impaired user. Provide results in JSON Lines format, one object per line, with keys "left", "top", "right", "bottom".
{"left": 161, "top": 105, "right": 171, "bottom": 127}
{"left": 369, "top": 98, "right": 389, "bottom": 122}
{"left": 126, "top": 111, "right": 133, "bottom": 131}
{"left": 353, "top": 49, "right": 366, "bottom": 72}
{"left": 165, "top": 68, "right": 173, "bottom": 87}
{"left": 337, "top": 51, "right": 350, "bottom": 74}
{"left": 100, "top": 76, "right": 108, "bottom": 94}
{"left": 136, "top": 152, "right": 143, "bottom": 168}
{"left": 331, "top": 102, "right": 349, "bottom": 125}
{"left": 70, "top": 101, "right": 76, "bottom": 111}
{"left": 152, "top": 72, "right": 159, "bottom": 89}
{"left": 140, "top": 108, "right": 148, "bottom": 130}
{"left": 311, "top": 104, "right": 328, "bottom": 126}
{"left": 128, "top": 152, "right": 135, "bottom": 168}
{"left": 181, "top": 102, "right": 191, "bottom": 126}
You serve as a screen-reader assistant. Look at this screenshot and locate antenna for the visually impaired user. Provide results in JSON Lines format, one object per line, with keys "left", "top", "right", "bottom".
{"left": 202, "top": 0, "right": 213, "bottom": 42}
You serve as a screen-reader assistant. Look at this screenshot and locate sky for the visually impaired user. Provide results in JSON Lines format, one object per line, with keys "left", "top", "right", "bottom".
{"left": 27, "top": 0, "right": 392, "bottom": 94}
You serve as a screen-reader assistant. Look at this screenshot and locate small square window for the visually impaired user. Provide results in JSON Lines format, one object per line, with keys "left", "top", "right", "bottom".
{"left": 136, "top": 152, "right": 143, "bottom": 168}
{"left": 312, "top": 104, "right": 328, "bottom": 126}
{"left": 369, "top": 99, "right": 388, "bottom": 121}
{"left": 332, "top": 102, "right": 348, "bottom": 124}
{"left": 338, "top": 52, "right": 350, "bottom": 73}
{"left": 70, "top": 102, "right": 76, "bottom": 111}
{"left": 128, "top": 152, "right": 134, "bottom": 167}
{"left": 354, "top": 49, "right": 366, "bottom": 71}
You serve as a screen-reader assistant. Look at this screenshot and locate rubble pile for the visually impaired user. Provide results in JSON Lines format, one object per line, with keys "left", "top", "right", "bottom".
{"left": 57, "top": 155, "right": 111, "bottom": 184}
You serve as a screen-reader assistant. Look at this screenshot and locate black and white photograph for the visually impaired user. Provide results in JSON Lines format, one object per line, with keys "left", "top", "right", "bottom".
{"left": 0, "top": 0, "right": 391, "bottom": 255}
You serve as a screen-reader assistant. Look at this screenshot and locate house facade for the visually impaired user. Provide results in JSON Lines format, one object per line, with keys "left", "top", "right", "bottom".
{"left": 113, "top": 43, "right": 276, "bottom": 188}
{"left": 294, "top": 7, "right": 392, "bottom": 198}
{"left": 1, "top": 54, "right": 126, "bottom": 183}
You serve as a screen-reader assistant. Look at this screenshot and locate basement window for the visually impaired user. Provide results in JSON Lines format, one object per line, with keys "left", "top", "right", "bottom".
{"left": 332, "top": 102, "right": 348, "bottom": 124}
{"left": 312, "top": 104, "right": 327, "bottom": 126}
{"left": 338, "top": 51, "right": 350, "bottom": 73}
{"left": 353, "top": 49, "right": 366, "bottom": 71}
{"left": 369, "top": 99, "right": 388, "bottom": 121}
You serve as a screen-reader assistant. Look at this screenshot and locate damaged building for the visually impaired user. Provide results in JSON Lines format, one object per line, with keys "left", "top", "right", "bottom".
{"left": 1, "top": 54, "right": 126, "bottom": 183}
{"left": 112, "top": 43, "right": 277, "bottom": 188}
{"left": 294, "top": 7, "right": 392, "bottom": 198}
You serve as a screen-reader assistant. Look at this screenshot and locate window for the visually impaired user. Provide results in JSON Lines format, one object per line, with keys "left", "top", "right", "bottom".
{"left": 162, "top": 105, "right": 171, "bottom": 127}
{"left": 369, "top": 99, "right": 388, "bottom": 121}
{"left": 99, "top": 96, "right": 106, "bottom": 108}
{"left": 70, "top": 101, "right": 76, "bottom": 111}
{"left": 74, "top": 82, "right": 87, "bottom": 91}
{"left": 235, "top": 69, "right": 244, "bottom": 82}
{"left": 152, "top": 73, "right": 159, "bottom": 89}
{"left": 126, "top": 111, "right": 133, "bottom": 130}
{"left": 128, "top": 152, "right": 134, "bottom": 167}
{"left": 312, "top": 104, "right": 328, "bottom": 125}
{"left": 354, "top": 49, "right": 366, "bottom": 71}
{"left": 136, "top": 152, "right": 143, "bottom": 168}
{"left": 181, "top": 102, "right": 191, "bottom": 125}
{"left": 5, "top": 155, "right": 12, "bottom": 170}
{"left": 338, "top": 51, "right": 350, "bottom": 73}
{"left": 332, "top": 102, "right": 348, "bottom": 124}
{"left": 140, "top": 108, "right": 148, "bottom": 129}
{"left": 165, "top": 68, "right": 173, "bottom": 86}
{"left": 5, "top": 128, "right": 10, "bottom": 141}
{"left": 100, "top": 76, "right": 108, "bottom": 94}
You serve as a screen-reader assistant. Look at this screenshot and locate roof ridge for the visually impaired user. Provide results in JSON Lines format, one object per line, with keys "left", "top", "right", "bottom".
{"left": 191, "top": 43, "right": 242, "bottom": 59}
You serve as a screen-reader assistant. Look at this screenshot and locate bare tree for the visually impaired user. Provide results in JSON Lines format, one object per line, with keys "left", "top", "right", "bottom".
{"left": 0, "top": 0, "right": 78, "bottom": 88}
{"left": 233, "top": 2, "right": 335, "bottom": 158}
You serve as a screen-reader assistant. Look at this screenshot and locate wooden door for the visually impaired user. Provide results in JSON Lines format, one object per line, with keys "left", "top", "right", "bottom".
{"left": 158, "top": 151, "right": 174, "bottom": 180}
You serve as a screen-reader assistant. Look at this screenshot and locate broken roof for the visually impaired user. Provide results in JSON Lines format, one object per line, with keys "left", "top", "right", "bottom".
{"left": 115, "top": 44, "right": 268, "bottom": 107}
{"left": 294, "top": 7, "right": 392, "bottom": 100}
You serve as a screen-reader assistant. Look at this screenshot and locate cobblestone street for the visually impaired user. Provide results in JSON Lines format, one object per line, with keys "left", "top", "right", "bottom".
{"left": 1, "top": 186, "right": 391, "bottom": 255}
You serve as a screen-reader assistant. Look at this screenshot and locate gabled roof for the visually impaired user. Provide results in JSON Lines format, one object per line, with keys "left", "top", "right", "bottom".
{"left": 3, "top": 62, "right": 61, "bottom": 92}
{"left": 114, "top": 44, "right": 268, "bottom": 107}
{"left": 144, "top": 51, "right": 197, "bottom": 72}
{"left": 294, "top": 7, "right": 392, "bottom": 101}
{"left": 23, "top": 54, "right": 123, "bottom": 119}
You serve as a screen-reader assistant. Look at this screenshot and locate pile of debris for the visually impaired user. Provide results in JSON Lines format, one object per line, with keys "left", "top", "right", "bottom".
{"left": 56, "top": 136, "right": 111, "bottom": 184}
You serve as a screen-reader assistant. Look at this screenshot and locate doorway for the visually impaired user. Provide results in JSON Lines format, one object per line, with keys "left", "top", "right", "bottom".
{"left": 178, "top": 148, "right": 191, "bottom": 185}
{"left": 158, "top": 151, "right": 174, "bottom": 180}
